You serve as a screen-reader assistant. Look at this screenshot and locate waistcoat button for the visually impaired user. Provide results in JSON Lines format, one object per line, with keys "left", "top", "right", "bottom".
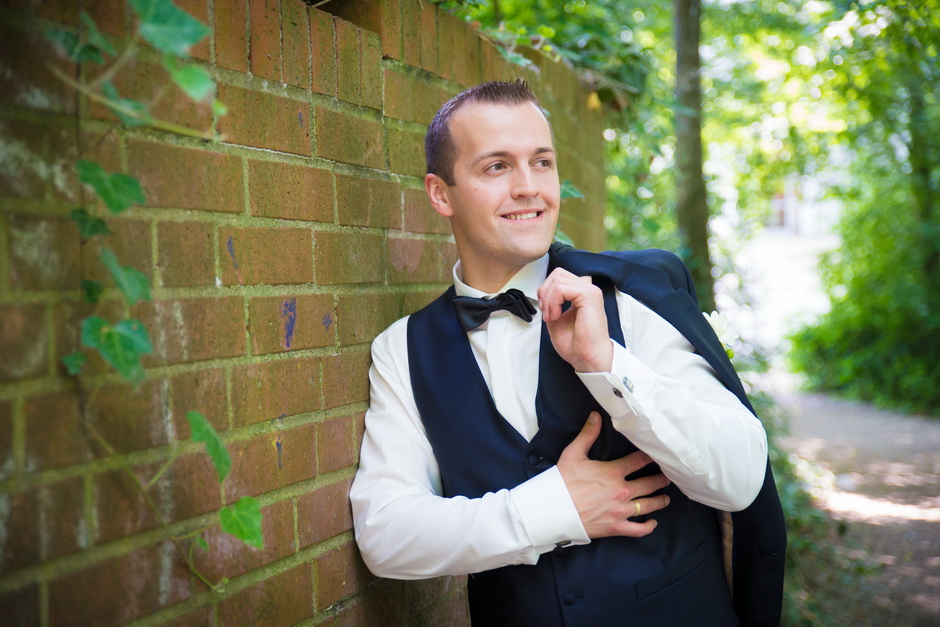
{"left": 563, "top": 592, "right": 576, "bottom": 605}
{"left": 527, "top": 454, "right": 539, "bottom": 466}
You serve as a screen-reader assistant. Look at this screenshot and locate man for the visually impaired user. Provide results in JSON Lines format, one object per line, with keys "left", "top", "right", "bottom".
{"left": 350, "top": 81, "right": 785, "bottom": 625}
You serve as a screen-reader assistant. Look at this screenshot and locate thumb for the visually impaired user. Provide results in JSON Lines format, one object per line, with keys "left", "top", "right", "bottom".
{"left": 561, "top": 411, "right": 602, "bottom": 461}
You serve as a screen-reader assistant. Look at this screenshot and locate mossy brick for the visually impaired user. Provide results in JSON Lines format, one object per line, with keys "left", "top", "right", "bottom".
{"left": 387, "top": 236, "right": 445, "bottom": 284}
{"left": 230, "top": 356, "right": 321, "bottom": 426}
{"left": 403, "top": 574, "right": 467, "bottom": 616}
{"left": 49, "top": 542, "right": 191, "bottom": 626}
{"left": 482, "top": 40, "right": 514, "bottom": 82}
{"left": 219, "top": 226, "right": 314, "bottom": 286}
{"left": 384, "top": 69, "right": 447, "bottom": 125}
{"left": 316, "top": 413, "right": 358, "bottom": 472}
{"left": 219, "top": 84, "right": 311, "bottom": 156}
{"left": 381, "top": 0, "right": 403, "bottom": 60}
{"left": 248, "top": 160, "right": 333, "bottom": 222}
{"left": 0, "top": 119, "right": 49, "bottom": 199}
{"left": 403, "top": 288, "right": 442, "bottom": 315}
{"left": 334, "top": 580, "right": 405, "bottom": 626}
{"left": 129, "top": 140, "right": 244, "bottom": 213}
{"left": 297, "top": 476, "right": 353, "bottom": 547}
{"left": 194, "top": 499, "right": 296, "bottom": 584}
{"left": 388, "top": 127, "right": 426, "bottom": 178}
{"left": 170, "top": 368, "right": 228, "bottom": 434}
{"left": 133, "top": 296, "right": 247, "bottom": 367}
{"left": 157, "top": 221, "right": 215, "bottom": 287}
{"left": 400, "top": 0, "right": 421, "bottom": 67}
{"left": 335, "top": 18, "right": 361, "bottom": 104}
{"left": 453, "top": 21, "right": 483, "bottom": 87}
{"left": 85, "top": 379, "right": 171, "bottom": 455}
{"left": 336, "top": 174, "right": 401, "bottom": 228}
{"left": 0, "top": 401, "right": 11, "bottom": 479}
{"left": 419, "top": 1, "right": 439, "bottom": 73}
{"left": 0, "top": 25, "right": 76, "bottom": 114}
{"left": 82, "top": 218, "right": 153, "bottom": 287}
{"left": 51, "top": 299, "right": 123, "bottom": 378}
{"left": 215, "top": 0, "right": 248, "bottom": 72}
{"left": 224, "top": 423, "right": 316, "bottom": 499}
{"left": 322, "top": 351, "right": 370, "bottom": 410}
{"left": 177, "top": 0, "right": 211, "bottom": 61}
{"left": 315, "top": 107, "right": 385, "bottom": 169}
{"left": 250, "top": 0, "right": 282, "bottom": 81}
{"left": 8, "top": 213, "right": 81, "bottom": 290}
{"left": 249, "top": 293, "right": 335, "bottom": 355}
{"left": 315, "top": 540, "right": 375, "bottom": 609}
{"left": 24, "top": 391, "right": 90, "bottom": 471}
{"left": 0, "top": 303, "right": 48, "bottom": 383}
{"left": 38, "top": 477, "right": 86, "bottom": 560}
{"left": 313, "top": 231, "right": 384, "bottom": 285}
{"left": 403, "top": 186, "right": 449, "bottom": 235}
{"left": 336, "top": 292, "right": 400, "bottom": 346}
{"left": 48, "top": 126, "right": 122, "bottom": 204}
{"left": 282, "top": 0, "right": 311, "bottom": 89}
{"left": 0, "top": 488, "right": 39, "bottom": 571}
{"left": 418, "top": 589, "right": 472, "bottom": 625}
{"left": 323, "top": 0, "right": 382, "bottom": 32}
{"left": 94, "top": 453, "right": 221, "bottom": 543}
{"left": 361, "top": 30, "right": 383, "bottom": 111}
{"left": 309, "top": 8, "right": 337, "bottom": 96}
{"left": 85, "top": 0, "right": 124, "bottom": 37}
{"left": 218, "top": 563, "right": 312, "bottom": 626}
{"left": 0, "top": 585, "right": 40, "bottom": 626}
{"left": 435, "top": 14, "right": 458, "bottom": 81}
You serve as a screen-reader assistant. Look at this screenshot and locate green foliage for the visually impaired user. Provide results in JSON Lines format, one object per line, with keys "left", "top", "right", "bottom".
{"left": 186, "top": 411, "right": 231, "bottom": 482}
{"left": 163, "top": 55, "right": 214, "bottom": 101}
{"left": 559, "top": 180, "right": 584, "bottom": 200}
{"left": 128, "top": 0, "right": 209, "bottom": 57}
{"left": 77, "top": 160, "right": 145, "bottom": 214}
{"left": 220, "top": 497, "right": 264, "bottom": 550}
{"left": 70, "top": 208, "right": 110, "bottom": 240}
{"left": 81, "top": 279, "right": 103, "bottom": 304}
{"left": 100, "top": 248, "right": 151, "bottom": 305}
{"left": 61, "top": 351, "right": 86, "bottom": 376}
{"left": 101, "top": 81, "right": 154, "bottom": 127}
{"left": 81, "top": 316, "right": 153, "bottom": 382}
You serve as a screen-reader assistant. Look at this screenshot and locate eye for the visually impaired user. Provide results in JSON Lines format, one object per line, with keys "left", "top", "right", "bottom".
{"left": 534, "top": 157, "right": 554, "bottom": 168}
{"left": 485, "top": 162, "right": 507, "bottom": 173}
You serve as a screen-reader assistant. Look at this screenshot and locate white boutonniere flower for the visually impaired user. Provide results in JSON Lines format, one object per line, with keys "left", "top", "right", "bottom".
{"left": 704, "top": 310, "right": 738, "bottom": 359}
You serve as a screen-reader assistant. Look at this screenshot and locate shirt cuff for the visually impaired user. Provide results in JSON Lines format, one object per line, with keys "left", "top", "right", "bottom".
{"left": 510, "top": 466, "right": 590, "bottom": 550}
{"left": 576, "top": 340, "right": 655, "bottom": 417}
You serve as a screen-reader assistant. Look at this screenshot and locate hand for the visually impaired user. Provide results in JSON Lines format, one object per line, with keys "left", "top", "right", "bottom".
{"left": 557, "top": 412, "right": 671, "bottom": 539}
{"left": 537, "top": 267, "right": 613, "bottom": 373}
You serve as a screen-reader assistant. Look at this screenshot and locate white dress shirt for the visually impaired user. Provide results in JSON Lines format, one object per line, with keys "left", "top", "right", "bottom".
{"left": 350, "top": 254, "right": 767, "bottom": 579}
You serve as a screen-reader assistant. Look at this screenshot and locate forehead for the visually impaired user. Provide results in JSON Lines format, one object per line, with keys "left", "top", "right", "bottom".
{"left": 448, "top": 101, "right": 553, "bottom": 161}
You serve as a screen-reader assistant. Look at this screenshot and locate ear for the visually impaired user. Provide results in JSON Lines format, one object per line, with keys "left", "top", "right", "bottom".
{"left": 424, "top": 173, "right": 454, "bottom": 218}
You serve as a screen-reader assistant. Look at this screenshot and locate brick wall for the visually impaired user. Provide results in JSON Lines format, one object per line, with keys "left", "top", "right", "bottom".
{"left": 0, "top": 0, "right": 606, "bottom": 624}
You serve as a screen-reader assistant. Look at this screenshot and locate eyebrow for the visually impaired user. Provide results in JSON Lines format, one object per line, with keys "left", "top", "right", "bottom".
{"left": 470, "top": 147, "right": 556, "bottom": 167}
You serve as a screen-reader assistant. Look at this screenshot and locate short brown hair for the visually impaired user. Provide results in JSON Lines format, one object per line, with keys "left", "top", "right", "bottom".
{"left": 425, "top": 80, "right": 542, "bottom": 185}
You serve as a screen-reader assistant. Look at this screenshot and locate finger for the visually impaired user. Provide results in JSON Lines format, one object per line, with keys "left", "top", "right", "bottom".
{"left": 625, "top": 473, "right": 672, "bottom": 500}
{"left": 560, "top": 411, "right": 603, "bottom": 460}
{"left": 629, "top": 494, "right": 671, "bottom": 519}
{"left": 611, "top": 519, "right": 659, "bottom": 538}
{"left": 538, "top": 272, "right": 594, "bottom": 322}
{"left": 610, "top": 450, "right": 654, "bottom": 476}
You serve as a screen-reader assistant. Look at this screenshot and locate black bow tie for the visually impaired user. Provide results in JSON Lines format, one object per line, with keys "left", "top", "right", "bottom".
{"left": 452, "top": 288, "right": 537, "bottom": 332}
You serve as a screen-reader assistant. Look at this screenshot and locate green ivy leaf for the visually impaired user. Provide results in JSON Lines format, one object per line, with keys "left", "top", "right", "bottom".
{"left": 553, "top": 228, "right": 575, "bottom": 247}
{"left": 61, "top": 351, "right": 86, "bottom": 376}
{"left": 77, "top": 160, "right": 145, "bottom": 214}
{"left": 560, "top": 180, "right": 585, "bottom": 200}
{"left": 164, "top": 55, "right": 214, "bottom": 101}
{"left": 220, "top": 497, "right": 264, "bottom": 549}
{"left": 45, "top": 28, "right": 103, "bottom": 64}
{"left": 80, "top": 11, "right": 116, "bottom": 57}
{"left": 100, "top": 248, "right": 151, "bottom": 305}
{"left": 497, "top": 47, "right": 535, "bottom": 70}
{"left": 195, "top": 536, "right": 209, "bottom": 551}
{"left": 129, "top": 0, "right": 210, "bottom": 57}
{"left": 186, "top": 411, "right": 231, "bottom": 482}
{"left": 100, "top": 81, "right": 153, "bottom": 128}
{"left": 211, "top": 99, "right": 228, "bottom": 117}
{"left": 81, "top": 279, "right": 104, "bottom": 304}
{"left": 70, "top": 208, "right": 110, "bottom": 240}
{"left": 81, "top": 316, "right": 152, "bottom": 382}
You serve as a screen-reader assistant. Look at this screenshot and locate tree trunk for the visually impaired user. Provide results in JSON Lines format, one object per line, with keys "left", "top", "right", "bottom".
{"left": 674, "top": 0, "right": 715, "bottom": 311}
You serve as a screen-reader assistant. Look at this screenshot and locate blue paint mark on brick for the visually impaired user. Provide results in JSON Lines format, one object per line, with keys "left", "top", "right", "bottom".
{"left": 226, "top": 236, "right": 239, "bottom": 270}
{"left": 298, "top": 111, "right": 304, "bottom": 128}
{"left": 275, "top": 434, "right": 283, "bottom": 469}
{"left": 281, "top": 298, "right": 297, "bottom": 348}
{"left": 322, "top": 312, "right": 333, "bottom": 330}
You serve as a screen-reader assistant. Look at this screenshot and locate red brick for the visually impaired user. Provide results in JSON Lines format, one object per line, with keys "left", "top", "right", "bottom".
{"left": 313, "top": 231, "right": 384, "bottom": 285}
{"left": 39, "top": 477, "right": 86, "bottom": 561}
{"left": 436, "top": 14, "right": 457, "bottom": 81}
{"left": 225, "top": 424, "right": 316, "bottom": 499}
{"left": 219, "top": 84, "right": 311, "bottom": 155}
{"left": 335, "top": 18, "right": 361, "bottom": 104}
{"left": 8, "top": 212, "right": 81, "bottom": 290}
{"left": 384, "top": 69, "right": 447, "bottom": 125}
{"left": 414, "top": 588, "right": 471, "bottom": 626}
{"left": 49, "top": 542, "right": 191, "bottom": 626}
{"left": 310, "top": 8, "right": 337, "bottom": 96}
{"left": 315, "top": 541, "right": 375, "bottom": 608}
{"left": 82, "top": 218, "right": 152, "bottom": 288}
{"left": 196, "top": 499, "right": 296, "bottom": 582}
{"left": 453, "top": 21, "right": 482, "bottom": 87}
{"left": 162, "top": 607, "right": 213, "bottom": 627}
{"left": 0, "top": 119, "right": 49, "bottom": 199}
{"left": 403, "top": 289, "right": 442, "bottom": 315}
{"left": 157, "top": 221, "right": 215, "bottom": 287}
{"left": 177, "top": 0, "right": 211, "bottom": 61}
{"left": 316, "top": 413, "right": 358, "bottom": 472}
{"left": 129, "top": 140, "right": 244, "bottom": 213}
{"left": 248, "top": 160, "right": 333, "bottom": 221}
{"left": 0, "top": 25, "right": 76, "bottom": 114}
{"left": 249, "top": 294, "right": 335, "bottom": 355}
{"left": 388, "top": 127, "right": 426, "bottom": 178}
{"left": 134, "top": 296, "right": 246, "bottom": 367}
{"left": 0, "top": 487, "right": 40, "bottom": 571}
{"left": 0, "top": 401, "right": 11, "bottom": 479}
{"left": 336, "top": 174, "right": 401, "bottom": 228}
{"left": 404, "top": 575, "right": 468, "bottom": 617}
{"left": 381, "top": 0, "right": 402, "bottom": 60}
{"left": 419, "top": 2, "right": 438, "bottom": 73}
{"left": 315, "top": 107, "right": 384, "bottom": 169}
{"left": 388, "top": 236, "right": 445, "bottom": 284}
{"left": 322, "top": 0, "right": 382, "bottom": 32}
{"left": 336, "top": 292, "right": 400, "bottom": 346}
{"left": 215, "top": 0, "right": 248, "bottom": 72}
{"left": 52, "top": 299, "right": 123, "bottom": 378}
{"left": 48, "top": 126, "right": 122, "bottom": 204}
{"left": 219, "top": 226, "right": 313, "bottom": 285}
{"left": 250, "top": 0, "right": 282, "bottom": 81}
{"left": 218, "top": 563, "right": 311, "bottom": 625}
{"left": 361, "top": 31, "right": 383, "bottom": 111}
{"left": 85, "top": 379, "right": 171, "bottom": 455}
{"left": 170, "top": 368, "right": 228, "bottom": 435}
{"left": 230, "top": 357, "right": 321, "bottom": 426}
{"left": 0, "top": 584, "right": 40, "bottom": 626}
{"left": 297, "top": 477, "right": 353, "bottom": 548}
{"left": 282, "top": 0, "right": 311, "bottom": 88}
{"left": 400, "top": 0, "right": 421, "bottom": 67}
{"left": 0, "top": 303, "right": 48, "bottom": 383}
{"left": 322, "top": 352, "right": 370, "bottom": 410}
{"left": 404, "top": 186, "right": 449, "bottom": 235}
{"left": 482, "top": 40, "right": 514, "bottom": 82}
{"left": 334, "top": 580, "right": 405, "bottom": 627}
{"left": 24, "top": 390, "right": 91, "bottom": 471}
{"left": 84, "top": 1, "right": 125, "bottom": 37}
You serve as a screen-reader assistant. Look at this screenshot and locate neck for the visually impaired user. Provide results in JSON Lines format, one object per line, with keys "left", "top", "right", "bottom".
{"left": 460, "top": 265, "right": 523, "bottom": 294}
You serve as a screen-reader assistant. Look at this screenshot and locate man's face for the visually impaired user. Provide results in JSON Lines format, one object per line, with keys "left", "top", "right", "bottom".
{"left": 425, "top": 101, "right": 560, "bottom": 291}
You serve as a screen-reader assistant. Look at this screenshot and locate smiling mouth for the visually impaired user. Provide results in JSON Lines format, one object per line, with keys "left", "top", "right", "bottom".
{"left": 503, "top": 211, "right": 542, "bottom": 221}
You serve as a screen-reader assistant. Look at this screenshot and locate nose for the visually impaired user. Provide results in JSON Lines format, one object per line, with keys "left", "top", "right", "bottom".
{"left": 510, "top": 165, "right": 538, "bottom": 199}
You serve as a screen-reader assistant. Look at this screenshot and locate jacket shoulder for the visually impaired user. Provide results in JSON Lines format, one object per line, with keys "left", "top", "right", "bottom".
{"left": 603, "top": 248, "right": 696, "bottom": 297}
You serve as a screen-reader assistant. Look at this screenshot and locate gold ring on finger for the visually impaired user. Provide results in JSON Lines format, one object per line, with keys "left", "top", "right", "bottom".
{"left": 633, "top": 499, "right": 641, "bottom": 517}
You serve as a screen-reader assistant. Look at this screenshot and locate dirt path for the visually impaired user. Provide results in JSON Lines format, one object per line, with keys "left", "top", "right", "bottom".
{"left": 774, "top": 388, "right": 940, "bottom": 626}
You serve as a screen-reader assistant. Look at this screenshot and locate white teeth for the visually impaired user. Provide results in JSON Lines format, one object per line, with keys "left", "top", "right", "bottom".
{"left": 505, "top": 212, "right": 538, "bottom": 220}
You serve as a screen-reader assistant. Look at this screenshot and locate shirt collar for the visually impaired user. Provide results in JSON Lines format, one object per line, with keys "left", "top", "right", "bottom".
{"left": 452, "top": 254, "right": 549, "bottom": 301}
